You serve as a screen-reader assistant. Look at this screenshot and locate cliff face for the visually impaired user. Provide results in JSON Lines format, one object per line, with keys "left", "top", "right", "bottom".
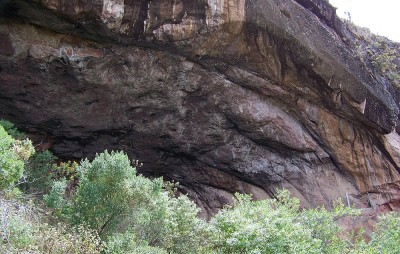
{"left": 1, "top": 0, "right": 399, "bottom": 215}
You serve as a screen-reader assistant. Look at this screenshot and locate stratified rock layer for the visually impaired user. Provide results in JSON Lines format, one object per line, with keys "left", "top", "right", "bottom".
{"left": 1, "top": 0, "right": 399, "bottom": 215}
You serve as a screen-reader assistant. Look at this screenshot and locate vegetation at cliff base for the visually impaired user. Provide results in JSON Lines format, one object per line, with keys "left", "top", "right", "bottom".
{"left": 1, "top": 120, "right": 399, "bottom": 253}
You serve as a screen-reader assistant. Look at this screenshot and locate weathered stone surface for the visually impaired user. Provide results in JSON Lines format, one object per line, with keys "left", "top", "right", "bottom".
{"left": 0, "top": 0, "right": 399, "bottom": 216}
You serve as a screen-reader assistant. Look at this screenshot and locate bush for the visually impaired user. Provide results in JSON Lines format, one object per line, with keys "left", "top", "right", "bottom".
{"left": 210, "top": 190, "right": 356, "bottom": 254}
{"left": 105, "top": 231, "right": 168, "bottom": 254}
{"left": 42, "top": 149, "right": 400, "bottom": 254}
{"left": 44, "top": 179, "right": 71, "bottom": 217}
{"left": 71, "top": 150, "right": 162, "bottom": 236}
{"left": 0, "top": 120, "right": 60, "bottom": 195}
{"left": 24, "top": 150, "right": 57, "bottom": 193}
{"left": 53, "top": 160, "right": 79, "bottom": 181}
{"left": 298, "top": 200, "right": 355, "bottom": 254}
{"left": 366, "top": 212, "right": 400, "bottom": 253}
{"left": 6, "top": 217, "right": 35, "bottom": 249}
{"left": 130, "top": 191, "right": 212, "bottom": 253}
{"left": 0, "top": 196, "right": 104, "bottom": 253}
{"left": 0, "top": 198, "right": 36, "bottom": 252}
{"left": 0, "top": 126, "right": 34, "bottom": 190}
{"left": 46, "top": 150, "right": 212, "bottom": 253}
{"left": 0, "top": 119, "right": 26, "bottom": 140}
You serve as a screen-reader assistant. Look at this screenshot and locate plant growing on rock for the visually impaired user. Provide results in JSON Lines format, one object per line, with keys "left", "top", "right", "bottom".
{"left": 345, "top": 22, "right": 400, "bottom": 88}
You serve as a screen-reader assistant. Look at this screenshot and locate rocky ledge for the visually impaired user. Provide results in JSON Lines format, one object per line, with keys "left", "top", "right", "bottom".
{"left": 0, "top": 0, "right": 399, "bottom": 216}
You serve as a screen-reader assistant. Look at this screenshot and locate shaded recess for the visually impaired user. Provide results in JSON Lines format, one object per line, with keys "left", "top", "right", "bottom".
{"left": 0, "top": 0, "right": 399, "bottom": 216}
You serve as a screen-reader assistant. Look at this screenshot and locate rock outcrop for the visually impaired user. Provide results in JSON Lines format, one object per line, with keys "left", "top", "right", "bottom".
{"left": 1, "top": 0, "right": 399, "bottom": 216}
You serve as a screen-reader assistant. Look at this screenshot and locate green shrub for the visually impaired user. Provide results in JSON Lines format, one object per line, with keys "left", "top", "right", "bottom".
{"left": 210, "top": 190, "right": 356, "bottom": 254}
{"left": 130, "top": 191, "right": 212, "bottom": 253}
{"left": 24, "top": 150, "right": 57, "bottom": 193}
{"left": 0, "top": 126, "right": 34, "bottom": 190}
{"left": 45, "top": 150, "right": 212, "bottom": 253}
{"left": 366, "top": 212, "right": 400, "bottom": 253}
{"left": 0, "top": 120, "right": 58, "bottom": 194}
{"left": 71, "top": 150, "right": 162, "bottom": 236}
{"left": 298, "top": 199, "right": 355, "bottom": 254}
{"left": 24, "top": 151, "right": 80, "bottom": 196}
{"left": 0, "top": 196, "right": 104, "bottom": 253}
{"left": 44, "top": 179, "right": 71, "bottom": 217}
{"left": 371, "top": 48, "right": 397, "bottom": 73}
{"left": 53, "top": 160, "right": 79, "bottom": 181}
{"left": 105, "top": 231, "right": 168, "bottom": 254}
{"left": 105, "top": 231, "right": 138, "bottom": 254}
{"left": 0, "top": 119, "right": 26, "bottom": 140}
{"left": 41, "top": 149, "right": 400, "bottom": 254}
{"left": 6, "top": 217, "right": 35, "bottom": 249}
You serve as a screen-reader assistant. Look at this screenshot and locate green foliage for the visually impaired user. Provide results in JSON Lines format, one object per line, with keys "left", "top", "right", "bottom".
{"left": 366, "top": 212, "right": 400, "bottom": 253}
{"left": 105, "top": 231, "right": 168, "bottom": 254}
{"left": 12, "top": 139, "right": 35, "bottom": 161}
{"left": 0, "top": 126, "right": 34, "bottom": 190}
{"left": 24, "top": 151, "right": 79, "bottom": 196}
{"left": 0, "top": 197, "right": 104, "bottom": 253}
{"left": 2, "top": 187, "right": 23, "bottom": 200}
{"left": 24, "top": 150, "right": 57, "bottom": 193}
{"left": 0, "top": 119, "right": 26, "bottom": 140}
{"left": 53, "top": 160, "right": 79, "bottom": 181}
{"left": 46, "top": 150, "right": 211, "bottom": 253}
{"left": 130, "top": 191, "right": 212, "bottom": 253}
{"left": 105, "top": 231, "right": 138, "bottom": 254}
{"left": 298, "top": 199, "right": 357, "bottom": 254}
{"left": 71, "top": 150, "right": 157, "bottom": 235}
{"left": 346, "top": 22, "right": 400, "bottom": 88}
{"left": 210, "top": 190, "right": 357, "bottom": 254}
{"left": 371, "top": 47, "right": 397, "bottom": 73}
{"left": 29, "top": 148, "right": 400, "bottom": 254}
{"left": 6, "top": 217, "right": 35, "bottom": 249}
{"left": 44, "top": 179, "right": 70, "bottom": 217}
{"left": 0, "top": 126, "right": 24, "bottom": 189}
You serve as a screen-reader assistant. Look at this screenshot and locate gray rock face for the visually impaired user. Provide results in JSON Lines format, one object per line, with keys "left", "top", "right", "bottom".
{"left": 0, "top": 0, "right": 399, "bottom": 215}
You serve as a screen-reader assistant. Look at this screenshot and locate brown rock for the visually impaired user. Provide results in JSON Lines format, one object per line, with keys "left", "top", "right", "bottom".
{"left": 0, "top": 0, "right": 399, "bottom": 216}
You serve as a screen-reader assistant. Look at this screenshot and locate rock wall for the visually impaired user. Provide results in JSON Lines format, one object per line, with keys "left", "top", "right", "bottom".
{"left": 0, "top": 0, "right": 399, "bottom": 216}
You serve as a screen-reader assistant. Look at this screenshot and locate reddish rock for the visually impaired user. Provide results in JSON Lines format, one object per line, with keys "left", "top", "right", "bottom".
{"left": 0, "top": 0, "right": 399, "bottom": 216}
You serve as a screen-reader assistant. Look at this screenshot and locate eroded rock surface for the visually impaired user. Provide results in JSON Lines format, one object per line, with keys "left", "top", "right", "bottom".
{"left": 0, "top": 0, "right": 399, "bottom": 216}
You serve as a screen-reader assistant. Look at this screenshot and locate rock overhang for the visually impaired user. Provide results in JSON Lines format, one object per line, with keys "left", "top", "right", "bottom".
{"left": 0, "top": 0, "right": 399, "bottom": 215}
